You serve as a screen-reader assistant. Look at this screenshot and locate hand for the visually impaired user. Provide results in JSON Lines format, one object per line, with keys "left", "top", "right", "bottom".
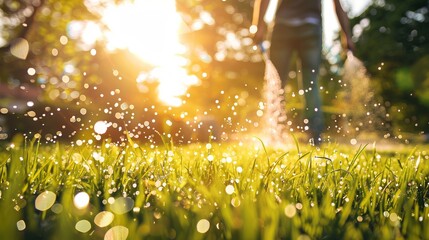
{"left": 341, "top": 34, "right": 355, "bottom": 54}
{"left": 346, "top": 37, "right": 355, "bottom": 53}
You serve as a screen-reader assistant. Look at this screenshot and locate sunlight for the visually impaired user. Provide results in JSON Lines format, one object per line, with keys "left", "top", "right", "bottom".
{"left": 100, "top": 0, "right": 199, "bottom": 106}
{"left": 102, "top": 0, "right": 184, "bottom": 65}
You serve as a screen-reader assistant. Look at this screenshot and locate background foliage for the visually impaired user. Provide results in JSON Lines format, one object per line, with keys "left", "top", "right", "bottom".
{"left": 351, "top": 0, "right": 429, "bottom": 134}
{"left": 0, "top": 0, "right": 428, "bottom": 142}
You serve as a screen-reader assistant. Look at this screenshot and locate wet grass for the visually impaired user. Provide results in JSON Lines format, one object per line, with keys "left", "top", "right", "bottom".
{"left": 0, "top": 135, "right": 428, "bottom": 240}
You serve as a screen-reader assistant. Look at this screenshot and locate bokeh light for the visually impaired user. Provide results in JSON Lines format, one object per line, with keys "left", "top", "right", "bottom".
{"left": 104, "top": 226, "right": 129, "bottom": 240}
{"left": 75, "top": 220, "right": 92, "bottom": 233}
{"left": 94, "top": 211, "right": 115, "bottom": 227}
{"left": 74, "top": 192, "right": 90, "bottom": 209}
{"left": 196, "top": 219, "right": 210, "bottom": 233}
{"left": 35, "top": 191, "right": 56, "bottom": 211}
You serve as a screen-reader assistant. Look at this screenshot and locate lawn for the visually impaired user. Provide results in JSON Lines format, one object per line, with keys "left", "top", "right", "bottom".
{"left": 0, "top": 135, "right": 428, "bottom": 240}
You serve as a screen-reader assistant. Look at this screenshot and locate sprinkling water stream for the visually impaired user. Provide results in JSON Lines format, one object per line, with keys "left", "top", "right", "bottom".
{"left": 341, "top": 51, "right": 387, "bottom": 137}
{"left": 260, "top": 47, "right": 289, "bottom": 146}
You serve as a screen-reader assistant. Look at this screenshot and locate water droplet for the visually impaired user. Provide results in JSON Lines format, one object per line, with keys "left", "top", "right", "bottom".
{"left": 231, "top": 197, "right": 241, "bottom": 207}
{"left": 284, "top": 204, "right": 297, "bottom": 218}
{"left": 16, "top": 220, "right": 26, "bottom": 231}
{"left": 383, "top": 211, "right": 390, "bottom": 218}
{"left": 389, "top": 213, "right": 399, "bottom": 222}
{"left": 60, "top": 35, "right": 68, "bottom": 45}
{"left": 35, "top": 191, "right": 56, "bottom": 211}
{"left": 75, "top": 220, "right": 91, "bottom": 233}
{"left": 225, "top": 185, "right": 234, "bottom": 195}
{"left": 27, "top": 111, "right": 36, "bottom": 118}
{"left": 27, "top": 68, "right": 36, "bottom": 76}
{"left": 196, "top": 219, "right": 210, "bottom": 233}
{"left": 94, "top": 121, "right": 109, "bottom": 135}
{"left": 0, "top": 108, "right": 8, "bottom": 114}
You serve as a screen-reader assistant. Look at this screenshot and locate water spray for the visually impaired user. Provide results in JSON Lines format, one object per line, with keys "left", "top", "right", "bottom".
{"left": 342, "top": 50, "right": 387, "bottom": 137}
{"left": 258, "top": 44, "right": 288, "bottom": 146}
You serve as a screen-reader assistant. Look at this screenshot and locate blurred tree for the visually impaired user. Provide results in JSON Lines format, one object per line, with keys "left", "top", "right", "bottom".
{"left": 351, "top": 0, "right": 429, "bottom": 133}
{"left": 176, "top": 0, "right": 265, "bottom": 134}
{"left": 0, "top": 0, "right": 159, "bottom": 141}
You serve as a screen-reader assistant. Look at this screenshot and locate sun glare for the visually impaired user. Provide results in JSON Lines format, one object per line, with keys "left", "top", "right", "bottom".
{"left": 98, "top": 0, "right": 199, "bottom": 106}
{"left": 102, "top": 0, "right": 183, "bottom": 65}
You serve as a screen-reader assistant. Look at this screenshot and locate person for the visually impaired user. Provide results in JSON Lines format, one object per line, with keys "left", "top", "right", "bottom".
{"left": 252, "top": 0, "right": 354, "bottom": 146}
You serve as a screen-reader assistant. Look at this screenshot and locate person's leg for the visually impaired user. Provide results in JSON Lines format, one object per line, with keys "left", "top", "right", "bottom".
{"left": 296, "top": 24, "right": 324, "bottom": 145}
{"left": 267, "top": 24, "right": 296, "bottom": 130}
{"left": 269, "top": 24, "right": 295, "bottom": 89}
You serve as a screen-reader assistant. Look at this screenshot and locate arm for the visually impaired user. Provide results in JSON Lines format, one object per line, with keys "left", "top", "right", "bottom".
{"left": 333, "top": 0, "right": 355, "bottom": 52}
{"left": 251, "top": 0, "right": 271, "bottom": 44}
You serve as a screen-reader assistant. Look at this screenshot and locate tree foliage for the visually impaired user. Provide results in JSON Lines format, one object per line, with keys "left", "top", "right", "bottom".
{"left": 0, "top": 0, "right": 265, "bottom": 140}
{"left": 351, "top": 0, "right": 429, "bottom": 132}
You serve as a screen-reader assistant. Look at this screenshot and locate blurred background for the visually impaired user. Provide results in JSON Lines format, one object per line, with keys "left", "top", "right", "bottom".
{"left": 0, "top": 0, "right": 428, "bottom": 144}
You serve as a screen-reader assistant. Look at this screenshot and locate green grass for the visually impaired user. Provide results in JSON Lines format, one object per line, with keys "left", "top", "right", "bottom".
{"left": 0, "top": 135, "right": 428, "bottom": 240}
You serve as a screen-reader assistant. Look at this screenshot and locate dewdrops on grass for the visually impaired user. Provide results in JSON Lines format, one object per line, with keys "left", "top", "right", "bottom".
{"left": 225, "top": 185, "right": 234, "bottom": 195}
{"left": 357, "top": 216, "right": 363, "bottom": 222}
